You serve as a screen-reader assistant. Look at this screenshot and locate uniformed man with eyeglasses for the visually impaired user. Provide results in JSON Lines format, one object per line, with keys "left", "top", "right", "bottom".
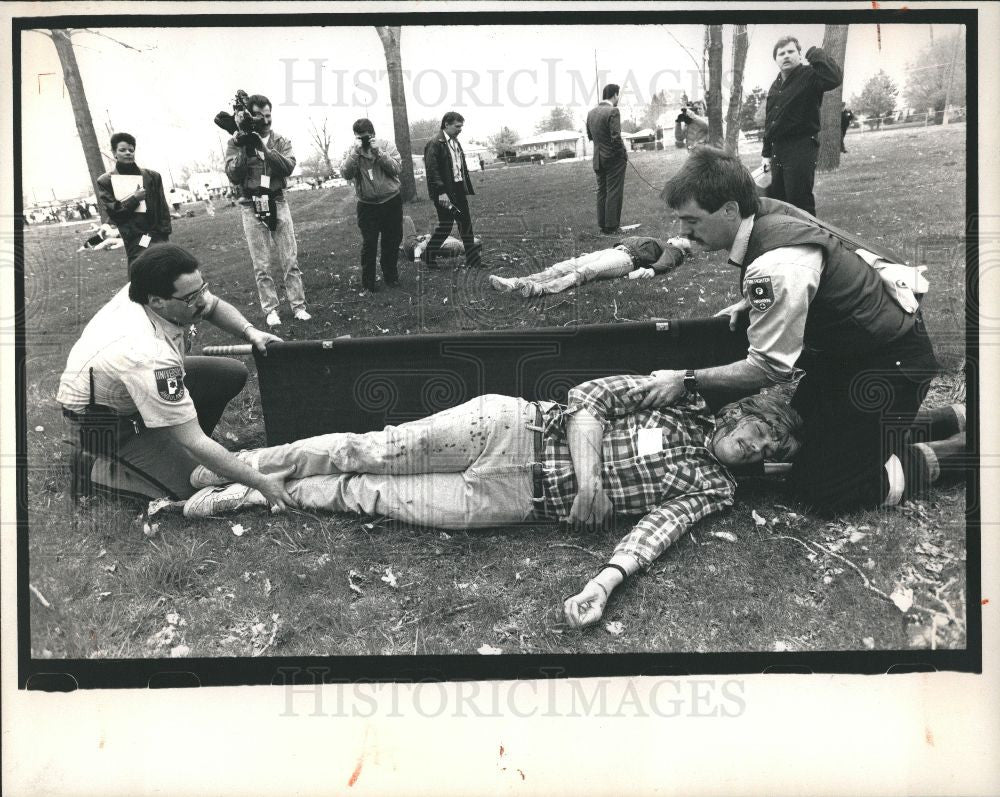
{"left": 57, "top": 243, "right": 296, "bottom": 509}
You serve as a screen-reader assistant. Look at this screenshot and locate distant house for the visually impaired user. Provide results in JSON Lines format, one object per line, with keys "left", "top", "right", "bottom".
{"left": 187, "top": 172, "right": 230, "bottom": 199}
{"left": 621, "top": 128, "right": 657, "bottom": 150}
{"left": 512, "top": 130, "right": 584, "bottom": 158}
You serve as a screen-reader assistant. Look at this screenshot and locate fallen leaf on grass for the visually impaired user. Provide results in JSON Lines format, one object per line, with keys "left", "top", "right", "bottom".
{"left": 97, "top": 549, "right": 107, "bottom": 559}
{"left": 381, "top": 567, "right": 399, "bottom": 588}
{"left": 890, "top": 586, "right": 914, "bottom": 613}
{"left": 848, "top": 530, "right": 868, "bottom": 544}
{"left": 751, "top": 510, "right": 767, "bottom": 527}
{"left": 98, "top": 591, "right": 112, "bottom": 600}
{"left": 477, "top": 644, "right": 503, "bottom": 655}
{"left": 264, "top": 578, "right": 273, "bottom": 596}
{"left": 169, "top": 644, "right": 191, "bottom": 658}
{"left": 439, "top": 532, "right": 451, "bottom": 540}
{"left": 862, "top": 637, "right": 876, "bottom": 649}
{"left": 348, "top": 569, "right": 364, "bottom": 596}
{"left": 34, "top": 425, "right": 44, "bottom": 432}
{"left": 605, "top": 621, "right": 625, "bottom": 636}
{"left": 142, "top": 521, "right": 159, "bottom": 538}
{"left": 709, "top": 531, "right": 738, "bottom": 543}
{"left": 773, "top": 641, "right": 789, "bottom": 652}
{"left": 231, "top": 524, "right": 247, "bottom": 537}
{"left": 224, "top": 432, "right": 239, "bottom": 442}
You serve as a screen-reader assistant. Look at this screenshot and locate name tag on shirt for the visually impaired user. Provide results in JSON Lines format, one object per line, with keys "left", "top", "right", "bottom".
{"left": 139, "top": 234, "right": 151, "bottom": 248}
{"left": 637, "top": 427, "right": 664, "bottom": 456}
{"left": 259, "top": 174, "right": 270, "bottom": 189}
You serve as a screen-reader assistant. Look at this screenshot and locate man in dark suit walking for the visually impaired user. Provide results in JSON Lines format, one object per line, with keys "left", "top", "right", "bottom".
{"left": 423, "top": 111, "right": 482, "bottom": 268}
{"left": 586, "top": 84, "right": 629, "bottom": 235}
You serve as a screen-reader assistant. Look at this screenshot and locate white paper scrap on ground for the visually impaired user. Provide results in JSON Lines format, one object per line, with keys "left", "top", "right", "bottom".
{"left": 620, "top": 223, "right": 641, "bottom": 231}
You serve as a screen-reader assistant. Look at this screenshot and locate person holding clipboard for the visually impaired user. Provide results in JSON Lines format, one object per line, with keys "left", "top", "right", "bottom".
{"left": 96, "top": 132, "right": 172, "bottom": 267}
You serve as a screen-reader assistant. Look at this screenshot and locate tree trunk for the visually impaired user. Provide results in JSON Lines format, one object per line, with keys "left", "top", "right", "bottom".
{"left": 375, "top": 26, "right": 416, "bottom": 202}
{"left": 51, "top": 29, "right": 109, "bottom": 221}
{"left": 706, "top": 25, "right": 725, "bottom": 147}
{"left": 724, "top": 25, "right": 749, "bottom": 153}
{"left": 816, "top": 24, "right": 850, "bottom": 172}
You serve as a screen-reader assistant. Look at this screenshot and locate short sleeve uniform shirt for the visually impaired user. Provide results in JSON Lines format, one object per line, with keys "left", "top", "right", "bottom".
{"left": 56, "top": 285, "right": 202, "bottom": 428}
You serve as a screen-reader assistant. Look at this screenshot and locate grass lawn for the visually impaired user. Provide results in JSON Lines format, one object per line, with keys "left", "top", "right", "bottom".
{"left": 24, "top": 123, "right": 968, "bottom": 659}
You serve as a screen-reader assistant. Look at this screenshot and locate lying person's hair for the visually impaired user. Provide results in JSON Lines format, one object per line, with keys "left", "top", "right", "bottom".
{"left": 716, "top": 392, "right": 804, "bottom": 462}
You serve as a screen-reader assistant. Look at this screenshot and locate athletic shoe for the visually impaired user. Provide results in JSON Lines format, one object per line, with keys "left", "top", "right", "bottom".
{"left": 265, "top": 310, "right": 281, "bottom": 328}
{"left": 183, "top": 482, "right": 269, "bottom": 518}
{"left": 489, "top": 275, "right": 519, "bottom": 293}
{"left": 293, "top": 308, "right": 312, "bottom": 321}
{"left": 189, "top": 450, "right": 260, "bottom": 488}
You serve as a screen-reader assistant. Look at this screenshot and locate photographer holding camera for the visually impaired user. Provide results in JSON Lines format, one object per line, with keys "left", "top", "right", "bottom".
{"left": 223, "top": 92, "right": 311, "bottom": 328}
{"left": 339, "top": 118, "right": 404, "bottom": 293}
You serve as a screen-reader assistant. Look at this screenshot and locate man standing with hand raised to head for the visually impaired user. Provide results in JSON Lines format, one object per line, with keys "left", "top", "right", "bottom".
{"left": 761, "top": 36, "right": 843, "bottom": 217}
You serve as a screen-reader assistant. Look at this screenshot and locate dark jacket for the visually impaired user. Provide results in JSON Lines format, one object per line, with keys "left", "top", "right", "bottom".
{"left": 423, "top": 131, "right": 474, "bottom": 199}
{"left": 744, "top": 199, "right": 916, "bottom": 355}
{"left": 586, "top": 101, "right": 628, "bottom": 170}
{"left": 762, "top": 46, "right": 843, "bottom": 157}
{"left": 96, "top": 166, "right": 172, "bottom": 240}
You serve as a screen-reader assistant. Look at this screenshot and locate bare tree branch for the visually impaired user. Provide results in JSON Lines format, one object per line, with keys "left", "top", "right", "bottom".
{"left": 79, "top": 28, "right": 154, "bottom": 52}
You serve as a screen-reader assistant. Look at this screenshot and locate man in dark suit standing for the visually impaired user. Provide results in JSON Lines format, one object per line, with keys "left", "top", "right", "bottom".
{"left": 586, "top": 84, "right": 629, "bottom": 235}
{"left": 423, "top": 111, "right": 482, "bottom": 268}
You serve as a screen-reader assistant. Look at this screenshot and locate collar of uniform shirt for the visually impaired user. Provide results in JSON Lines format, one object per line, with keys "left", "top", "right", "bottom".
{"left": 727, "top": 215, "right": 755, "bottom": 267}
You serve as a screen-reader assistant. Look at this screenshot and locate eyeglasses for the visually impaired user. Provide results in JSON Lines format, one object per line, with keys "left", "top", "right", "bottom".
{"left": 171, "top": 282, "right": 209, "bottom": 307}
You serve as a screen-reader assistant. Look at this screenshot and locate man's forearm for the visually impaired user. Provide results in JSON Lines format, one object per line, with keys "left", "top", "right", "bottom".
{"left": 565, "top": 408, "right": 604, "bottom": 494}
{"left": 183, "top": 434, "right": 273, "bottom": 492}
{"left": 693, "top": 359, "right": 772, "bottom": 392}
{"left": 206, "top": 297, "right": 258, "bottom": 340}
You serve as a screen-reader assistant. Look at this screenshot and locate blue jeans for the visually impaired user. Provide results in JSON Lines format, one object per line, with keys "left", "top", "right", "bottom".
{"left": 248, "top": 395, "right": 548, "bottom": 528}
{"left": 240, "top": 199, "right": 307, "bottom": 313}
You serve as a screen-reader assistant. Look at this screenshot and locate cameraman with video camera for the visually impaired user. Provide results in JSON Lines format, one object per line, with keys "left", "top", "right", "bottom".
{"left": 222, "top": 92, "right": 311, "bottom": 328}
{"left": 340, "top": 118, "right": 404, "bottom": 293}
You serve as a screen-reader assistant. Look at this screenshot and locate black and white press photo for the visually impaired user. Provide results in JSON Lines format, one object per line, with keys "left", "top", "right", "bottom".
{"left": 13, "top": 10, "right": 977, "bottom": 684}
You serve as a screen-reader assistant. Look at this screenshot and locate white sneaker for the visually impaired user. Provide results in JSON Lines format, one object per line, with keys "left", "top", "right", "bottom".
{"left": 183, "top": 482, "right": 268, "bottom": 518}
{"left": 293, "top": 308, "right": 312, "bottom": 321}
{"left": 189, "top": 450, "right": 260, "bottom": 488}
{"left": 265, "top": 310, "right": 281, "bottom": 328}
{"left": 488, "top": 275, "right": 518, "bottom": 293}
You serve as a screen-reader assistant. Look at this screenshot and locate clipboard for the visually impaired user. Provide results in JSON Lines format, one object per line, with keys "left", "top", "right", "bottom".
{"left": 110, "top": 174, "right": 147, "bottom": 212}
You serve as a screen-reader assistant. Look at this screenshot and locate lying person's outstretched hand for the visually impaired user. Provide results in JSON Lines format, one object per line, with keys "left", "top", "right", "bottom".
{"left": 564, "top": 581, "right": 608, "bottom": 628}
{"left": 627, "top": 267, "right": 655, "bottom": 280}
{"left": 257, "top": 465, "right": 298, "bottom": 513}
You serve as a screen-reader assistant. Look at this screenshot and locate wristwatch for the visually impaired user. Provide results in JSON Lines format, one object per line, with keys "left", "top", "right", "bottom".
{"left": 683, "top": 369, "right": 698, "bottom": 395}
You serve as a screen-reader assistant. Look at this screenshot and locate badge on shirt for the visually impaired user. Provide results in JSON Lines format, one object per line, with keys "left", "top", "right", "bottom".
{"left": 745, "top": 276, "right": 775, "bottom": 311}
{"left": 155, "top": 366, "right": 185, "bottom": 402}
{"left": 259, "top": 174, "right": 270, "bottom": 189}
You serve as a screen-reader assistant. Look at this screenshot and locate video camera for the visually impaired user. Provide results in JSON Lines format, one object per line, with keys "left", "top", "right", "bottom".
{"left": 213, "top": 89, "right": 268, "bottom": 149}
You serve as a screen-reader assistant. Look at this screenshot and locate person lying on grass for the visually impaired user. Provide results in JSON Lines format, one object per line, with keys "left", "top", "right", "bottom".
{"left": 399, "top": 214, "right": 481, "bottom": 265}
{"left": 488, "top": 236, "right": 691, "bottom": 298}
{"left": 174, "top": 374, "right": 802, "bottom": 629}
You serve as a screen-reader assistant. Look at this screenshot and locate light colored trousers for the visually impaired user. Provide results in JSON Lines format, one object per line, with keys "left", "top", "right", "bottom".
{"left": 252, "top": 396, "right": 551, "bottom": 528}
{"left": 524, "top": 248, "right": 633, "bottom": 294}
{"left": 240, "top": 200, "right": 307, "bottom": 313}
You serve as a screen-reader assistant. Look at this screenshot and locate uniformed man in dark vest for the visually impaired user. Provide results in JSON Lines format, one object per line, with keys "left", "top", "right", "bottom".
{"left": 626, "top": 147, "right": 962, "bottom": 515}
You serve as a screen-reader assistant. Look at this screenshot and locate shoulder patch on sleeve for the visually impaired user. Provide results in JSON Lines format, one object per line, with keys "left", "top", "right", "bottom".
{"left": 155, "top": 366, "right": 185, "bottom": 402}
{"left": 745, "top": 276, "right": 775, "bottom": 311}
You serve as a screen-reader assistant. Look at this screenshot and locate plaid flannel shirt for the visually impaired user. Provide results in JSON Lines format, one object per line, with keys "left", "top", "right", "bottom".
{"left": 539, "top": 375, "right": 737, "bottom": 569}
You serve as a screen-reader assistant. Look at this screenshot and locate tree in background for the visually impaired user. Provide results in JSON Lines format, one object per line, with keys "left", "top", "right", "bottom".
{"left": 306, "top": 116, "right": 335, "bottom": 179}
{"left": 853, "top": 70, "right": 899, "bottom": 130}
{"left": 724, "top": 24, "right": 749, "bottom": 153}
{"left": 904, "top": 31, "right": 966, "bottom": 118}
{"left": 705, "top": 25, "right": 724, "bottom": 147}
{"left": 535, "top": 105, "right": 575, "bottom": 133}
{"left": 375, "top": 26, "right": 416, "bottom": 201}
{"left": 408, "top": 117, "right": 441, "bottom": 153}
{"left": 620, "top": 118, "right": 641, "bottom": 134}
{"left": 31, "top": 28, "right": 149, "bottom": 220}
{"left": 487, "top": 126, "right": 520, "bottom": 159}
{"left": 639, "top": 89, "right": 671, "bottom": 131}
{"left": 739, "top": 87, "right": 767, "bottom": 131}
{"left": 816, "top": 24, "right": 849, "bottom": 172}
